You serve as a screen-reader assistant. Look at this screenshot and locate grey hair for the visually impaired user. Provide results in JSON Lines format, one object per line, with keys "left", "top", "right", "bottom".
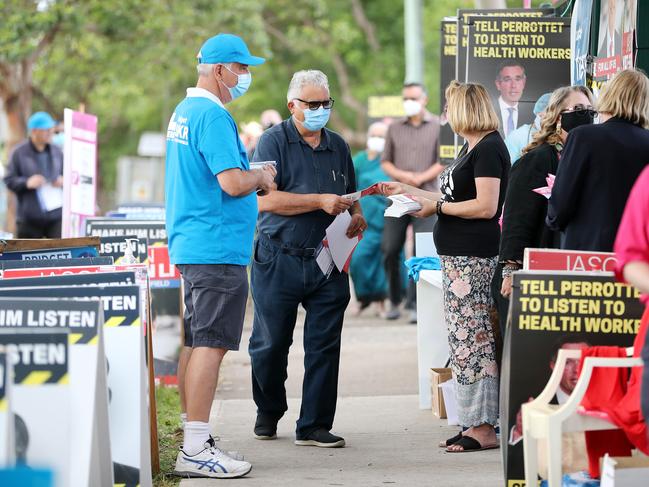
{"left": 287, "top": 70, "right": 329, "bottom": 101}
{"left": 367, "top": 121, "right": 387, "bottom": 137}
{"left": 197, "top": 63, "right": 233, "bottom": 77}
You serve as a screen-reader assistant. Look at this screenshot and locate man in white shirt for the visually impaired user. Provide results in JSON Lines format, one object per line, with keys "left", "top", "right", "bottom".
{"left": 494, "top": 62, "right": 527, "bottom": 138}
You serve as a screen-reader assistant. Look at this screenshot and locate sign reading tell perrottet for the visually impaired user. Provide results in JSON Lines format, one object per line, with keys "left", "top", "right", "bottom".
{"left": 500, "top": 272, "right": 642, "bottom": 486}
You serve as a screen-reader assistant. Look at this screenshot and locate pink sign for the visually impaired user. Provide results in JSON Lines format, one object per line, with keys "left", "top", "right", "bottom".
{"left": 523, "top": 248, "right": 618, "bottom": 272}
{"left": 63, "top": 109, "right": 98, "bottom": 237}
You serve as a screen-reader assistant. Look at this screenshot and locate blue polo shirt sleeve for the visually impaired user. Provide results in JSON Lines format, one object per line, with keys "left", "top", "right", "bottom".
{"left": 252, "top": 131, "right": 282, "bottom": 188}
{"left": 198, "top": 112, "right": 243, "bottom": 175}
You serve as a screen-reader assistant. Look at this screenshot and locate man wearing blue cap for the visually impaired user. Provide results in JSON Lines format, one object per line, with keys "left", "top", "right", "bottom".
{"left": 504, "top": 92, "right": 551, "bottom": 164}
{"left": 165, "top": 33, "right": 275, "bottom": 479}
{"left": 4, "top": 111, "right": 63, "bottom": 238}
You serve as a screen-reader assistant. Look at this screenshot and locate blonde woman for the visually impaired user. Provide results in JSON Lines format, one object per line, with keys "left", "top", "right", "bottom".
{"left": 547, "top": 69, "right": 649, "bottom": 251}
{"left": 381, "top": 81, "right": 509, "bottom": 452}
{"left": 495, "top": 86, "right": 595, "bottom": 324}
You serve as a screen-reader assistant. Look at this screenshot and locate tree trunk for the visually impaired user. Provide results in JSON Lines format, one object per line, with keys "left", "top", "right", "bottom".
{"left": 0, "top": 62, "right": 34, "bottom": 234}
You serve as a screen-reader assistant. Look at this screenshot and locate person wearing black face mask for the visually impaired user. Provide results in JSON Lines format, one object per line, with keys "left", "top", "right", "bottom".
{"left": 547, "top": 69, "right": 649, "bottom": 252}
{"left": 493, "top": 86, "right": 593, "bottom": 337}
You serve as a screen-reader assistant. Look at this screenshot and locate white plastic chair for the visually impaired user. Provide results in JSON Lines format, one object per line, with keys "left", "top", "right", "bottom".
{"left": 522, "top": 347, "right": 643, "bottom": 487}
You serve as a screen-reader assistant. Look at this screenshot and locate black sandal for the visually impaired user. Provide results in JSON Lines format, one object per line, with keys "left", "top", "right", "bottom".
{"left": 438, "top": 431, "right": 463, "bottom": 448}
{"left": 445, "top": 435, "right": 499, "bottom": 453}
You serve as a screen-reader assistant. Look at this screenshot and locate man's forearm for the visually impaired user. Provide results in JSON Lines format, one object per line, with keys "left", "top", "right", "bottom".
{"left": 258, "top": 191, "right": 322, "bottom": 216}
{"left": 350, "top": 201, "right": 362, "bottom": 215}
{"left": 623, "top": 261, "right": 649, "bottom": 295}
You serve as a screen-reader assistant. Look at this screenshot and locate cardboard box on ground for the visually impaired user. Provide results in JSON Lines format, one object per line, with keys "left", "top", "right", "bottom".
{"left": 430, "top": 368, "right": 452, "bottom": 419}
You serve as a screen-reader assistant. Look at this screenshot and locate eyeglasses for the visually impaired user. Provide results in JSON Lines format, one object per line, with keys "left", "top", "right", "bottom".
{"left": 294, "top": 98, "right": 335, "bottom": 110}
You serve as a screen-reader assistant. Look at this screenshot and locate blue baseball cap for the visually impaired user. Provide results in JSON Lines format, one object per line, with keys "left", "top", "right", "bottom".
{"left": 197, "top": 34, "right": 265, "bottom": 66}
{"left": 534, "top": 93, "right": 552, "bottom": 115}
{"left": 27, "top": 111, "right": 56, "bottom": 131}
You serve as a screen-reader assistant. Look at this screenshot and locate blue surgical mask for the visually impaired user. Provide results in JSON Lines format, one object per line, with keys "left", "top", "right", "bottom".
{"left": 221, "top": 65, "right": 252, "bottom": 101}
{"left": 52, "top": 132, "right": 65, "bottom": 147}
{"left": 300, "top": 107, "right": 330, "bottom": 131}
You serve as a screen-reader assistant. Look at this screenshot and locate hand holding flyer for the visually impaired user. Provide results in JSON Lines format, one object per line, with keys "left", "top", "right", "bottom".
{"left": 343, "top": 183, "right": 381, "bottom": 202}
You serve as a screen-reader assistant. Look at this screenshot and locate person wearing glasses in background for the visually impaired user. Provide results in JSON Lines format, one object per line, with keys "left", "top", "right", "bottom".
{"left": 380, "top": 82, "right": 443, "bottom": 323}
{"left": 494, "top": 86, "right": 595, "bottom": 331}
{"left": 249, "top": 70, "right": 366, "bottom": 448}
{"left": 547, "top": 69, "right": 649, "bottom": 252}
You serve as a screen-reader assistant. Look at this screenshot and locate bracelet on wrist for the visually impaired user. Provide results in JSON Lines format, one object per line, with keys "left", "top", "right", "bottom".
{"left": 436, "top": 200, "right": 444, "bottom": 215}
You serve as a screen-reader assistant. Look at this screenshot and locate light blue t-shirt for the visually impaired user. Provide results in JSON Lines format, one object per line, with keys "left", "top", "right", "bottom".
{"left": 165, "top": 88, "right": 257, "bottom": 265}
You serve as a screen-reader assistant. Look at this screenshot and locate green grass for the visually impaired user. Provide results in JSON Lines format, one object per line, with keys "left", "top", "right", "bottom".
{"left": 154, "top": 385, "right": 182, "bottom": 487}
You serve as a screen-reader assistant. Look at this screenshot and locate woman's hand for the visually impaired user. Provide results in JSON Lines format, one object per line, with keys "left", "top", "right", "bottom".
{"left": 411, "top": 196, "right": 437, "bottom": 218}
{"left": 379, "top": 182, "right": 409, "bottom": 196}
{"left": 501, "top": 275, "right": 513, "bottom": 298}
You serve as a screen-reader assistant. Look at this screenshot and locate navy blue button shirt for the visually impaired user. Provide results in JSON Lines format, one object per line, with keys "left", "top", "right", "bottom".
{"left": 253, "top": 118, "right": 357, "bottom": 248}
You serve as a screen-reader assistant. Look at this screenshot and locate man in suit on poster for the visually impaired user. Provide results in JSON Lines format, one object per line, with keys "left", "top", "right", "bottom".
{"left": 493, "top": 61, "right": 532, "bottom": 138}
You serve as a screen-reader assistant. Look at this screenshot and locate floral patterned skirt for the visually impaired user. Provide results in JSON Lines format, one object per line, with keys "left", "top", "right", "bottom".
{"left": 439, "top": 254, "right": 499, "bottom": 427}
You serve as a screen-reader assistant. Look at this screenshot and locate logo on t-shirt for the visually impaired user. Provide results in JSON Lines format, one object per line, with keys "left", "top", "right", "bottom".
{"left": 440, "top": 164, "right": 456, "bottom": 201}
{"left": 167, "top": 112, "right": 189, "bottom": 145}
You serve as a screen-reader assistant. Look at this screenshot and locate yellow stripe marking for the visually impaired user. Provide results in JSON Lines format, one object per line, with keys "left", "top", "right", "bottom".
{"left": 105, "top": 316, "right": 126, "bottom": 327}
{"left": 58, "top": 373, "right": 69, "bottom": 385}
{"left": 0, "top": 399, "right": 7, "bottom": 411}
{"left": 69, "top": 333, "right": 84, "bottom": 344}
{"left": 130, "top": 317, "right": 141, "bottom": 327}
{"left": 88, "top": 335, "right": 99, "bottom": 345}
{"left": 22, "top": 371, "right": 53, "bottom": 385}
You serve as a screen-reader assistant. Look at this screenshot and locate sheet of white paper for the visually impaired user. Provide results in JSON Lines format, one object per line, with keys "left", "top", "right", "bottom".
{"left": 249, "top": 160, "right": 277, "bottom": 169}
{"left": 38, "top": 183, "right": 63, "bottom": 211}
{"left": 316, "top": 245, "right": 334, "bottom": 276}
{"left": 342, "top": 191, "right": 361, "bottom": 202}
{"left": 325, "top": 211, "right": 359, "bottom": 272}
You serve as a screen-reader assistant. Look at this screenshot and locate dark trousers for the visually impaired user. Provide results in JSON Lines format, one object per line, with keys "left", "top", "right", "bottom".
{"left": 381, "top": 214, "right": 435, "bottom": 307}
{"left": 491, "top": 263, "right": 511, "bottom": 338}
{"left": 249, "top": 237, "right": 350, "bottom": 437}
{"left": 16, "top": 219, "right": 61, "bottom": 238}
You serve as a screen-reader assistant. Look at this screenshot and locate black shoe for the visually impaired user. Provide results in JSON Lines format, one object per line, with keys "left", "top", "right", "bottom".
{"left": 295, "top": 428, "right": 345, "bottom": 448}
{"left": 254, "top": 414, "right": 278, "bottom": 440}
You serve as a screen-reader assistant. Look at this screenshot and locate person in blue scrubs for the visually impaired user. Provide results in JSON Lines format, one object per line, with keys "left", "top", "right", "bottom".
{"left": 249, "top": 70, "right": 367, "bottom": 448}
{"left": 504, "top": 92, "right": 551, "bottom": 164}
{"left": 165, "top": 33, "right": 276, "bottom": 479}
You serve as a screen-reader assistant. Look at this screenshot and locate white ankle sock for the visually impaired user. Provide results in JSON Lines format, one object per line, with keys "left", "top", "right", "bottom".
{"left": 180, "top": 412, "right": 187, "bottom": 426}
{"left": 183, "top": 421, "right": 211, "bottom": 455}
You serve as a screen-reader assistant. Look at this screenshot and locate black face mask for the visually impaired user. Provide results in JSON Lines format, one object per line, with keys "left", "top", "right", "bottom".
{"left": 560, "top": 109, "right": 596, "bottom": 132}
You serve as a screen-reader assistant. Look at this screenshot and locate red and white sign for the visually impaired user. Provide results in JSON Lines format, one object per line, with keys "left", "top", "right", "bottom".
{"left": 63, "top": 109, "right": 98, "bottom": 237}
{"left": 523, "top": 248, "right": 617, "bottom": 272}
{"left": 147, "top": 245, "right": 179, "bottom": 281}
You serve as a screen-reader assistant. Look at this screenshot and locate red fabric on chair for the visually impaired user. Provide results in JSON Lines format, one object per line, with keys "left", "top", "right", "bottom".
{"left": 579, "top": 346, "right": 633, "bottom": 478}
{"left": 578, "top": 309, "right": 649, "bottom": 478}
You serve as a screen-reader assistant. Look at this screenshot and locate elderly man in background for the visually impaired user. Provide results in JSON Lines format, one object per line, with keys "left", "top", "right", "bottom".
{"left": 4, "top": 111, "right": 63, "bottom": 238}
{"left": 166, "top": 33, "right": 275, "bottom": 479}
{"left": 381, "top": 82, "right": 442, "bottom": 322}
{"left": 249, "top": 69, "right": 365, "bottom": 448}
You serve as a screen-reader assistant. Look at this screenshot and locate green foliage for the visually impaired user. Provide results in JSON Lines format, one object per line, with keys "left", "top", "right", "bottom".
{"left": 3, "top": 0, "right": 483, "bottom": 203}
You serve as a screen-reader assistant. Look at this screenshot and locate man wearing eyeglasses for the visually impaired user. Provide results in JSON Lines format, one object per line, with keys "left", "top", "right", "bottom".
{"left": 249, "top": 69, "right": 365, "bottom": 448}
{"left": 494, "top": 61, "right": 529, "bottom": 138}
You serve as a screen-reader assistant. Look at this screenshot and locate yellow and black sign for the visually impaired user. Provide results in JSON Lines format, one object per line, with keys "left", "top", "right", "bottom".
{"left": 367, "top": 96, "right": 405, "bottom": 120}
{"left": 0, "top": 299, "right": 100, "bottom": 345}
{"left": 501, "top": 272, "right": 642, "bottom": 483}
{"left": 0, "top": 331, "right": 69, "bottom": 385}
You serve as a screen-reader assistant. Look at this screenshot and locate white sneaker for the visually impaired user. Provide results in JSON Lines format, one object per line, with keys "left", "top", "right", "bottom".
{"left": 174, "top": 438, "right": 252, "bottom": 479}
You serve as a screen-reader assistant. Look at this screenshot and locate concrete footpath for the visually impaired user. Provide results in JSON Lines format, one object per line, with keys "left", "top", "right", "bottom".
{"left": 180, "top": 305, "right": 504, "bottom": 486}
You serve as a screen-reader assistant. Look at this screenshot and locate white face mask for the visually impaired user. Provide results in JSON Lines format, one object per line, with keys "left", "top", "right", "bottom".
{"left": 403, "top": 99, "right": 422, "bottom": 117}
{"left": 367, "top": 136, "right": 385, "bottom": 153}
